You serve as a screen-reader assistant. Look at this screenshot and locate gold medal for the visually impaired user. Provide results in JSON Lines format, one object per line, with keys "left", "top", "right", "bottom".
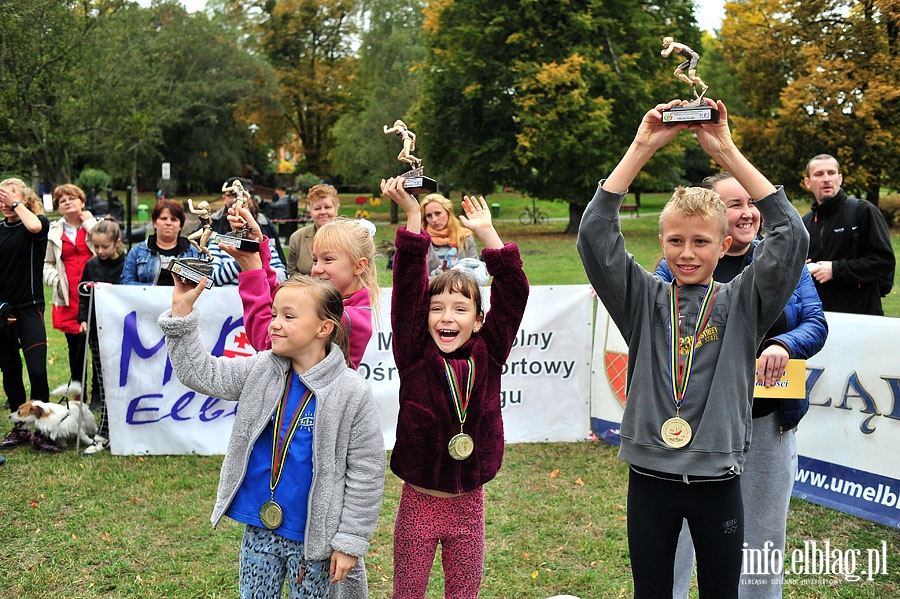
{"left": 448, "top": 432, "right": 474, "bottom": 460}
{"left": 661, "top": 416, "right": 693, "bottom": 448}
{"left": 260, "top": 500, "right": 284, "bottom": 529}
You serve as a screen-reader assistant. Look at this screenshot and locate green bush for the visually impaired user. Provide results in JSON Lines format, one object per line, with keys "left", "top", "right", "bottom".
{"left": 295, "top": 171, "right": 321, "bottom": 193}
{"left": 879, "top": 193, "right": 900, "bottom": 227}
{"left": 75, "top": 167, "right": 111, "bottom": 192}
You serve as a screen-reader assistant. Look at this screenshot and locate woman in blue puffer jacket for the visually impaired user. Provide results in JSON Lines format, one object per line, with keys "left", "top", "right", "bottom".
{"left": 656, "top": 172, "right": 827, "bottom": 599}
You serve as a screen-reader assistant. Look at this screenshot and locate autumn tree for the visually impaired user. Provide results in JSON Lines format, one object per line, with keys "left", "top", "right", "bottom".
{"left": 416, "top": 0, "right": 703, "bottom": 232}
{"left": 331, "top": 0, "right": 426, "bottom": 191}
{"left": 261, "top": 0, "right": 356, "bottom": 177}
{"left": 719, "top": 0, "right": 900, "bottom": 203}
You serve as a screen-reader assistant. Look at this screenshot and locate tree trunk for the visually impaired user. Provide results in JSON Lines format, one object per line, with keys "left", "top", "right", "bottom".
{"left": 565, "top": 202, "right": 586, "bottom": 235}
{"left": 865, "top": 180, "right": 881, "bottom": 207}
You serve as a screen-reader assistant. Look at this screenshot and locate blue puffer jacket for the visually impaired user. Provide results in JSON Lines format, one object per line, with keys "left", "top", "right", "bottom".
{"left": 656, "top": 240, "right": 828, "bottom": 430}
{"left": 120, "top": 235, "right": 197, "bottom": 285}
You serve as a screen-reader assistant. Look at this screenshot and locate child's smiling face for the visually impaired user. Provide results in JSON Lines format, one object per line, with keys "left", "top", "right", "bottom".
{"left": 659, "top": 212, "right": 731, "bottom": 286}
{"left": 428, "top": 290, "right": 483, "bottom": 353}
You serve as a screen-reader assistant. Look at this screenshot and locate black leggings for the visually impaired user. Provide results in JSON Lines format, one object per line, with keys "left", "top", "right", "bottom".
{"left": 0, "top": 304, "right": 50, "bottom": 410}
{"left": 627, "top": 467, "right": 743, "bottom": 599}
{"left": 64, "top": 331, "right": 86, "bottom": 384}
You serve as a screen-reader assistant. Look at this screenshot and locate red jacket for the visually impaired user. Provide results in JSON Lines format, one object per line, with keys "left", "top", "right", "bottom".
{"left": 390, "top": 227, "right": 529, "bottom": 494}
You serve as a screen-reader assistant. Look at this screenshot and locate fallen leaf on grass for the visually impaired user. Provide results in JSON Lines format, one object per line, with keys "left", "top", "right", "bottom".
{"left": 550, "top": 469, "right": 560, "bottom": 478}
{"left": 103, "top": 531, "right": 111, "bottom": 542}
{"left": 29, "top": 499, "right": 40, "bottom": 508}
{"left": 574, "top": 478, "right": 585, "bottom": 486}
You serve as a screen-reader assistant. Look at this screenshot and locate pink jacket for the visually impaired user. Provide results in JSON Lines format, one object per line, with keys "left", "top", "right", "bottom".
{"left": 237, "top": 236, "right": 373, "bottom": 368}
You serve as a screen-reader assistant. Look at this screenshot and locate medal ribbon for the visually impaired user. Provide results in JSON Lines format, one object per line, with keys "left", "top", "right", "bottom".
{"left": 443, "top": 357, "right": 476, "bottom": 426}
{"left": 270, "top": 373, "right": 315, "bottom": 495}
{"left": 669, "top": 281, "right": 717, "bottom": 411}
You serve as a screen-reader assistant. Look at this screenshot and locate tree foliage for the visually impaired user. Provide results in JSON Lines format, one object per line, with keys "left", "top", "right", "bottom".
{"left": 720, "top": 0, "right": 900, "bottom": 204}
{"left": 415, "top": 0, "right": 703, "bottom": 231}
{"left": 0, "top": 0, "right": 277, "bottom": 193}
{"left": 0, "top": 0, "right": 111, "bottom": 184}
{"left": 331, "top": 0, "right": 426, "bottom": 190}
{"left": 262, "top": 0, "right": 356, "bottom": 177}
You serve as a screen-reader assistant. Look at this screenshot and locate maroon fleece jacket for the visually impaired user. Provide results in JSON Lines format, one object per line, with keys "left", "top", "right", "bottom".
{"left": 390, "top": 227, "right": 529, "bottom": 494}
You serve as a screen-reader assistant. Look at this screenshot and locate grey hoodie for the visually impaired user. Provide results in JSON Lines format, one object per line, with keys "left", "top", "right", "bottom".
{"left": 158, "top": 309, "right": 386, "bottom": 562}
{"left": 577, "top": 184, "right": 808, "bottom": 477}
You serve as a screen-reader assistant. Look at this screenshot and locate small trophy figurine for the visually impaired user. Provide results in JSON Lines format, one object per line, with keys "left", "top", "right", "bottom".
{"left": 168, "top": 199, "right": 214, "bottom": 289}
{"left": 215, "top": 179, "right": 260, "bottom": 253}
{"left": 659, "top": 36, "right": 719, "bottom": 124}
{"left": 383, "top": 119, "right": 438, "bottom": 195}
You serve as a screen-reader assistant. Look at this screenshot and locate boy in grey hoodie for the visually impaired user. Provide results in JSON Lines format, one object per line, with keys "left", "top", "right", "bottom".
{"left": 577, "top": 99, "right": 808, "bottom": 598}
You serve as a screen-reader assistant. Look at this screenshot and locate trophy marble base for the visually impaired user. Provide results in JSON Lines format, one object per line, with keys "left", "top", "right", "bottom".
{"left": 402, "top": 166, "right": 438, "bottom": 195}
{"left": 662, "top": 103, "right": 719, "bottom": 125}
{"left": 216, "top": 232, "right": 260, "bottom": 253}
{"left": 168, "top": 258, "right": 214, "bottom": 289}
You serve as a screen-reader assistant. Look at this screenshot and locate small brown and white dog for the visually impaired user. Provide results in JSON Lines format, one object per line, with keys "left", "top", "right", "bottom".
{"left": 9, "top": 382, "right": 98, "bottom": 448}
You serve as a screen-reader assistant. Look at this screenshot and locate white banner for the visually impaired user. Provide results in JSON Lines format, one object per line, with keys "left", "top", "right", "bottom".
{"left": 95, "top": 284, "right": 594, "bottom": 456}
{"left": 589, "top": 302, "right": 900, "bottom": 528}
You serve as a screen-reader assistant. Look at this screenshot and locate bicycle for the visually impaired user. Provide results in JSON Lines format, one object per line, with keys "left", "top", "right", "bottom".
{"left": 519, "top": 201, "right": 548, "bottom": 225}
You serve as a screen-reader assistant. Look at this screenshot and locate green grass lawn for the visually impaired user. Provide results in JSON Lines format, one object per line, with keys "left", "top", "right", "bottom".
{"left": 3, "top": 195, "right": 900, "bottom": 598}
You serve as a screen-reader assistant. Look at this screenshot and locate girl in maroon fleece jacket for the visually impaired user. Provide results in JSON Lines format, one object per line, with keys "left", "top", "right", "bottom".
{"left": 380, "top": 177, "right": 530, "bottom": 599}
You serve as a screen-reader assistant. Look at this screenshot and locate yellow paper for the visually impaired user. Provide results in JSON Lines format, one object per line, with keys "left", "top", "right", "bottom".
{"left": 753, "top": 359, "right": 806, "bottom": 399}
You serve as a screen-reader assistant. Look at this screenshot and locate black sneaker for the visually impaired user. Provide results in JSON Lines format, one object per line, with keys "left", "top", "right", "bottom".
{"left": 0, "top": 423, "right": 32, "bottom": 449}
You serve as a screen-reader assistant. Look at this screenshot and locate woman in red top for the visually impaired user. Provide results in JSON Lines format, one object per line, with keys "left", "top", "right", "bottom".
{"left": 44, "top": 184, "right": 97, "bottom": 385}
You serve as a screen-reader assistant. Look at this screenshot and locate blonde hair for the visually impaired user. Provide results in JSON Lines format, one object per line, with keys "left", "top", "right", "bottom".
{"left": 310, "top": 217, "right": 380, "bottom": 327}
{"left": 275, "top": 276, "right": 350, "bottom": 366}
{"left": 419, "top": 193, "right": 472, "bottom": 246}
{"left": 1, "top": 178, "right": 43, "bottom": 215}
{"left": 306, "top": 184, "right": 340, "bottom": 210}
{"left": 52, "top": 183, "right": 86, "bottom": 211}
{"left": 658, "top": 186, "right": 728, "bottom": 240}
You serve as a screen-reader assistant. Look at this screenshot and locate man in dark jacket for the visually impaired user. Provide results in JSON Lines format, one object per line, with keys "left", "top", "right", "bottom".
{"left": 802, "top": 154, "right": 895, "bottom": 315}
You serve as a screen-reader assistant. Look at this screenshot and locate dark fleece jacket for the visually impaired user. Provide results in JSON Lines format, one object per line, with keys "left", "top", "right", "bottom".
{"left": 389, "top": 227, "right": 529, "bottom": 494}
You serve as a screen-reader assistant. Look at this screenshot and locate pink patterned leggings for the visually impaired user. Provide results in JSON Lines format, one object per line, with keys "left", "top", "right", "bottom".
{"left": 392, "top": 483, "right": 485, "bottom": 599}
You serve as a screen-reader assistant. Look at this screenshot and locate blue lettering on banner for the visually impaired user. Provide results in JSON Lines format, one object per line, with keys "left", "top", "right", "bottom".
{"left": 126, "top": 391, "right": 237, "bottom": 425}
{"left": 794, "top": 456, "right": 900, "bottom": 529}
{"left": 119, "top": 311, "right": 166, "bottom": 387}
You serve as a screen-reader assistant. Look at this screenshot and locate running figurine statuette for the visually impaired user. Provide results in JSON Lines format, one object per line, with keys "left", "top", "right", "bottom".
{"left": 383, "top": 119, "right": 438, "bottom": 195}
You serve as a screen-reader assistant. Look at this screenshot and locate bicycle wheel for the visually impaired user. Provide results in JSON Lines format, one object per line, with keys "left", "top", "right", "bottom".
{"left": 519, "top": 211, "right": 532, "bottom": 225}
{"left": 536, "top": 211, "right": 549, "bottom": 225}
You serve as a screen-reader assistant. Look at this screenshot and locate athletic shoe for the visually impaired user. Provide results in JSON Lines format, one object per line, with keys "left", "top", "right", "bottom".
{"left": 84, "top": 435, "right": 109, "bottom": 455}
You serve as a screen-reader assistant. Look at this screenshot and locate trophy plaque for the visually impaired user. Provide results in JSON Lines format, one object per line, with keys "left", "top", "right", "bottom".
{"left": 662, "top": 102, "right": 719, "bottom": 125}
{"left": 168, "top": 258, "right": 214, "bottom": 289}
{"left": 401, "top": 164, "right": 438, "bottom": 196}
{"left": 215, "top": 231, "right": 260, "bottom": 253}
